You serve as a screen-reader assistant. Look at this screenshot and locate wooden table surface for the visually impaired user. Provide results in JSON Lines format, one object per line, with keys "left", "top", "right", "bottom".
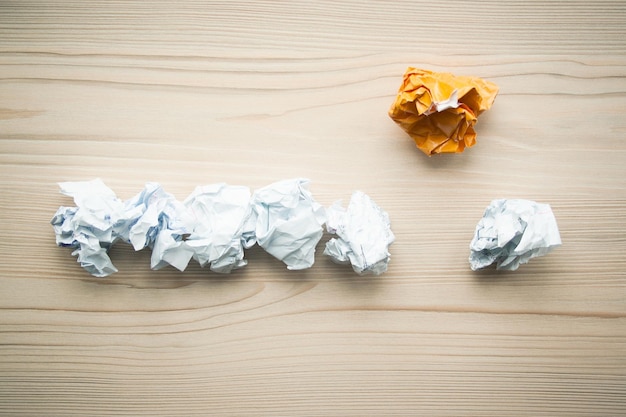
{"left": 1, "top": 1, "right": 625, "bottom": 415}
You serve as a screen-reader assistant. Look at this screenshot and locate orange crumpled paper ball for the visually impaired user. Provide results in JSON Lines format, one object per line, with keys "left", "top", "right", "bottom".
{"left": 388, "top": 68, "right": 499, "bottom": 156}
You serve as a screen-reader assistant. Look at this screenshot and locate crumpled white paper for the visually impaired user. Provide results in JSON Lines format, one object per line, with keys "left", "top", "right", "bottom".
{"left": 52, "top": 179, "right": 394, "bottom": 277}
{"left": 184, "top": 184, "right": 252, "bottom": 273}
{"left": 50, "top": 179, "right": 127, "bottom": 277}
{"left": 324, "top": 191, "right": 395, "bottom": 275}
{"left": 126, "top": 182, "right": 195, "bottom": 271}
{"left": 246, "top": 178, "right": 326, "bottom": 270}
{"left": 469, "top": 199, "right": 561, "bottom": 271}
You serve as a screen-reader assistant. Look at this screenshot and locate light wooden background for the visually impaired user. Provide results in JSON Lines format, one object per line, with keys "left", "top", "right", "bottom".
{"left": 1, "top": 1, "right": 625, "bottom": 415}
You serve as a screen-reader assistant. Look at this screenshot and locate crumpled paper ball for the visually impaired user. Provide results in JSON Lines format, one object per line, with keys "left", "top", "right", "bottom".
{"left": 324, "top": 191, "right": 395, "bottom": 275}
{"left": 469, "top": 199, "right": 562, "bottom": 271}
{"left": 388, "top": 68, "right": 499, "bottom": 156}
{"left": 245, "top": 178, "right": 326, "bottom": 271}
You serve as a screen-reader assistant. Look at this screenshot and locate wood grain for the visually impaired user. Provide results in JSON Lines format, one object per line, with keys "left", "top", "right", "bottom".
{"left": 1, "top": 1, "right": 626, "bottom": 415}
